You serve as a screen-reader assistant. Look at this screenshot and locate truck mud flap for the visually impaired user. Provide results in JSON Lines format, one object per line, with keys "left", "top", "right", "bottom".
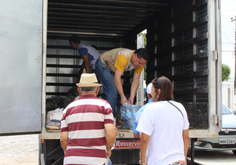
{"left": 42, "top": 140, "right": 64, "bottom": 165}
{"left": 187, "top": 159, "right": 203, "bottom": 165}
{"left": 110, "top": 149, "right": 140, "bottom": 164}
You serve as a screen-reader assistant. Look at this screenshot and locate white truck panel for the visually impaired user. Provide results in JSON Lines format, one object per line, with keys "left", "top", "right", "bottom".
{"left": 0, "top": 0, "right": 43, "bottom": 134}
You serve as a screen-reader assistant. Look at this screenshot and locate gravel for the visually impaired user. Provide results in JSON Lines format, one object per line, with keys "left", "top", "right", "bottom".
{"left": 0, "top": 134, "right": 39, "bottom": 165}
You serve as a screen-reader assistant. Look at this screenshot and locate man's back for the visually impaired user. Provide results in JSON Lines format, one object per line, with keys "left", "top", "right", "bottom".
{"left": 61, "top": 94, "right": 114, "bottom": 165}
{"left": 78, "top": 43, "right": 100, "bottom": 70}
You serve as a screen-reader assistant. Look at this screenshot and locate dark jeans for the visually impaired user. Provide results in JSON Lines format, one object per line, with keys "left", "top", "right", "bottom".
{"left": 95, "top": 58, "right": 118, "bottom": 117}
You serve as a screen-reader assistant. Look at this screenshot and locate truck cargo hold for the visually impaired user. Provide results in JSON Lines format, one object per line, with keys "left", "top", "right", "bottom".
{"left": 0, "top": 0, "right": 222, "bottom": 164}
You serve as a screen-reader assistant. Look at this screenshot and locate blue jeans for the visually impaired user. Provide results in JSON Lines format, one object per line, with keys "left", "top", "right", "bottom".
{"left": 95, "top": 58, "right": 118, "bottom": 117}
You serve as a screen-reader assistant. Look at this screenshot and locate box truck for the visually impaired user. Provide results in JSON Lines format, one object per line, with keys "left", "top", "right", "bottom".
{"left": 0, "top": 0, "right": 222, "bottom": 164}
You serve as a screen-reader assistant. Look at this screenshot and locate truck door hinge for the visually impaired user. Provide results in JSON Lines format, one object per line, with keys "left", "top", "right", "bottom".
{"left": 212, "top": 50, "right": 218, "bottom": 60}
{"left": 118, "top": 133, "right": 124, "bottom": 137}
{"left": 212, "top": 114, "right": 218, "bottom": 126}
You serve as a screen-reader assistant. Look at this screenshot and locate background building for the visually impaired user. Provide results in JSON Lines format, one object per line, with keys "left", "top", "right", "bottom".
{"left": 221, "top": 1, "right": 236, "bottom": 109}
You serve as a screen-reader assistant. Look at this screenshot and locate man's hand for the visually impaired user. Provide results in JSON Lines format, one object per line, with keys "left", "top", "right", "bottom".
{"left": 106, "top": 147, "right": 112, "bottom": 157}
{"left": 128, "top": 96, "right": 134, "bottom": 105}
{"left": 115, "top": 127, "right": 118, "bottom": 136}
{"left": 121, "top": 96, "right": 128, "bottom": 107}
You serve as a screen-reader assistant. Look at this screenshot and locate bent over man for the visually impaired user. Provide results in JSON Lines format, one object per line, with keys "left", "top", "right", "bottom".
{"left": 69, "top": 34, "right": 100, "bottom": 83}
{"left": 95, "top": 48, "right": 149, "bottom": 117}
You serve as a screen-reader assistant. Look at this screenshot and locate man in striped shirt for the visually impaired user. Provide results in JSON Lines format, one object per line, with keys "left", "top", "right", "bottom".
{"left": 60, "top": 73, "right": 116, "bottom": 165}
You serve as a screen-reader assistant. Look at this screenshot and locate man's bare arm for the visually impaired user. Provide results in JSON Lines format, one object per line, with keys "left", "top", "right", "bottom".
{"left": 60, "top": 132, "right": 68, "bottom": 155}
{"left": 105, "top": 123, "right": 116, "bottom": 157}
{"left": 114, "top": 69, "right": 127, "bottom": 106}
{"left": 128, "top": 72, "right": 140, "bottom": 104}
{"left": 82, "top": 55, "right": 90, "bottom": 73}
{"left": 77, "top": 64, "right": 85, "bottom": 83}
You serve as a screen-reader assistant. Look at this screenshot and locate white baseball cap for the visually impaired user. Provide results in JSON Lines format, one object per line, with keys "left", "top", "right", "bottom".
{"left": 146, "top": 83, "right": 152, "bottom": 94}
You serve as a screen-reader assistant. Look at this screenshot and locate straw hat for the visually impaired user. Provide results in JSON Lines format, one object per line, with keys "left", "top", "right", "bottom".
{"left": 76, "top": 73, "right": 101, "bottom": 87}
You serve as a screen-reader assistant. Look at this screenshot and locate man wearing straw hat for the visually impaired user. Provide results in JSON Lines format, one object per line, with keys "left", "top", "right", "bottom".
{"left": 60, "top": 73, "right": 116, "bottom": 165}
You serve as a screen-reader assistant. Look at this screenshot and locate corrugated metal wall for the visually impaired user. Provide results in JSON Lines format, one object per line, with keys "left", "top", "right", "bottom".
{"left": 45, "top": 0, "right": 211, "bottom": 129}
{"left": 146, "top": 0, "right": 209, "bottom": 129}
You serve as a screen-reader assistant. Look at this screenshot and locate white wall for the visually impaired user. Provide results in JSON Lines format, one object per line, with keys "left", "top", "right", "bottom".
{"left": 222, "top": 78, "right": 236, "bottom": 110}
{"left": 221, "top": 1, "right": 236, "bottom": 110}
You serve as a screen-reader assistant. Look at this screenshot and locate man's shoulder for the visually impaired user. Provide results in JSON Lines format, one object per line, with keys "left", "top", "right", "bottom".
{"left": 78, "top": 45, "right": 89, "bottom": 56}
{"left": 80, "top": 94, "right": 106, "bottom": 101}
{"left": 103, "top": 48, "right": 133, "bottom": 55}
{"left": 82, "top": 96, "right": 111, "bottom": 108}
{"left": 78, "top": 43, "right": 85, "bottom": 47}
{"left": 95, "top": 97, "right": 110, "bottom": 104}
{"left": 118, "top": 48, "right": 134, "bottom": 55}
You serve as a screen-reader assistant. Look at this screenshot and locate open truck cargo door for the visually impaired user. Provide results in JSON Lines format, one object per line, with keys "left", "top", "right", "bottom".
{"left": 0, "top": 0, "right": 43, "bottom": 135}
{"left": 39, "top": 0, "right": 222, "bottom": 139}
{"left": 145, "top": 0, "right": 222, "bottom": 137}
{"left": 37, "top": 0, "right": 221, "bottom": 164}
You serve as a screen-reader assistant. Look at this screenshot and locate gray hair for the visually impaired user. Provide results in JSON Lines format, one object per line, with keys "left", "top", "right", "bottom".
{"left": 79, "top": 87, "right": 98, "bottom": 92}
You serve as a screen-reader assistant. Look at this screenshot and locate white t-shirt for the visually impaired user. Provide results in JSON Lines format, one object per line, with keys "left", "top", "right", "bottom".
{"left": 136, "top": 101, "right": 189, "bottom": 165}
{"left": 78, "top": 43, "right": 100, "bottom": 70}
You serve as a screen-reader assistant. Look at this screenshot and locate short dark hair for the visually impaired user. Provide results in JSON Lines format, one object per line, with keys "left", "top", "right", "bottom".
{"left": 135, "top": 48, "right": 149, "bottom": 61}
{"left": 69, "top": 34, "right": 81, "bottom": 44}
{"left": 152, "top": 76, "right": 173, "bottom": 101}
{"left": 79, "top": 87, "right": 98, "bottom": 93}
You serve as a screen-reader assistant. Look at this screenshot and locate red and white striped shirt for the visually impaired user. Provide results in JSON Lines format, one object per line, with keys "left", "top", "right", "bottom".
{"left": 61, "top": 94, "right": 114, "bottom": 165}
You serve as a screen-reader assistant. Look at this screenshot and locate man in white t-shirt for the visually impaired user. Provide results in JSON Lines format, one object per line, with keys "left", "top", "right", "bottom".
{"left": 69, "top": 34, "right": 100, "bottom": 83}
{"left": 67, "top": 35, "right": 101, "bottom": 99}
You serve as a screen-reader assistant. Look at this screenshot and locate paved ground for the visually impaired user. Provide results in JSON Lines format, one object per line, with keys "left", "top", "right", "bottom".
{"left": 1, "top": 134, "right": 236, "bottom": 165}
{"left": 192, "top": 150, "right": 236, "bottom": 165}
{"left": 0, "top": 134, "right": 39, "bottom": 165}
